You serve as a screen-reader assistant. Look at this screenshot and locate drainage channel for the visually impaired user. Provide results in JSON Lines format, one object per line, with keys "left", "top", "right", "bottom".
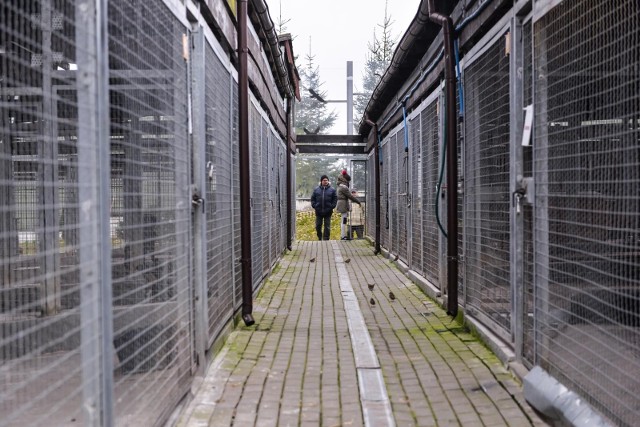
{"left": 331, "top": 241, "right": 395, "bottom": 427}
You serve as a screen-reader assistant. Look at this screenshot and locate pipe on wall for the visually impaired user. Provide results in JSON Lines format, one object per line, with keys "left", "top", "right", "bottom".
{"left": 427, "top": 0, "right": 459, "bottom": 317}
{"left": 286, "top": 98, "right": 293, "bottom": 251}
{"left": 238, "top": 0, "right": 255, "bottom": 326}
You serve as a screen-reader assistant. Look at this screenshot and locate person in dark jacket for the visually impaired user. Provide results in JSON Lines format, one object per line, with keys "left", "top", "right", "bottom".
{"left": 310, "top": 175, "right": 337, "bottom": 240}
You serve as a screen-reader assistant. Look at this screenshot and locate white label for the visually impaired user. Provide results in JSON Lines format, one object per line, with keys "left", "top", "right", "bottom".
{"left": 522, "top": 104, "right": 533, "bottom": 146}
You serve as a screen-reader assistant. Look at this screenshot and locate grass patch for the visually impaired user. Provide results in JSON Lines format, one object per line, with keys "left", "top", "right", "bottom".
{"left": 295, "top": 211, "right": 342, "bottom": 241}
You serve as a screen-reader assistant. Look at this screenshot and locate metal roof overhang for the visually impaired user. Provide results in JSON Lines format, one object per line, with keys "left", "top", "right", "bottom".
{"left": 358, "top": 0, "right": 457, "bottom": 138}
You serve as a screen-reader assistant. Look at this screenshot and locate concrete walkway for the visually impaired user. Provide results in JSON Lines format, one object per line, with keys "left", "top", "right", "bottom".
{"left": 174, "top": 240, "right": 548, "bottom": 427}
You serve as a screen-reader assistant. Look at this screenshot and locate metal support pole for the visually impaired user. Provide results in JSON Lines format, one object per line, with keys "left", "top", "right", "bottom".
{"left": 238, "top": 0, "right": 255, "bottom": 326}
{"left": 191, "top": 27, "right": 208, "bottom": 372}
{"left": 347, "top": 61, "right": 353, "bottom": 135}
{"left": 76, "top": 0, "right": 114, "bottom": 423}
{"left": 510, "top": 18, "right": 525, "bottom": 361}
{"left": 41, "top": 0, "right": 61, "bottom": 315}
{"left": 173, "top": 27, "right": 193, "bottom": 374}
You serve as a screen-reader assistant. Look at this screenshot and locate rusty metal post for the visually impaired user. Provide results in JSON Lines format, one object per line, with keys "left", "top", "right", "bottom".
{"left": 238, "top": 0, "right": 254, "bottom": 326}
{"left": 427, "top": 0, "right": 458, "bottom": 317}
{"left": 286, "top": 98, "right": 293, "bottom": 251}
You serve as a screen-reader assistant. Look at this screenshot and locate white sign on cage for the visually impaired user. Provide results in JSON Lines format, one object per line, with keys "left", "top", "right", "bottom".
{"left": 522, "top": 104, "right": 533, "bottom": 146}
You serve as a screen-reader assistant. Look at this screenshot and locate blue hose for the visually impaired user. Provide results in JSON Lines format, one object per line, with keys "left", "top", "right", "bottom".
{"left": 377, "top": 130, "right": 383, "bottom": 164}
{"left": 454, "top": 39, "right": 464, "bottom": 118}
{"left": 402, "top": 103, "right": 409, "bottom": 152}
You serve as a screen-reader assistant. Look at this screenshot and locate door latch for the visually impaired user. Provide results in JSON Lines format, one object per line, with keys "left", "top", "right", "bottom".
{"left": 192, "top": 191, "right": 205, "bottom": 213}
{"left": 514, "top": 175, "right": 533, "bottom": 214}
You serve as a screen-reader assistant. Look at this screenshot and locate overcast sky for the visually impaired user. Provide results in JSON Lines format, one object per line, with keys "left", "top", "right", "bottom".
{"left": 264, "top": 0, "right": 421, "bottom": 134}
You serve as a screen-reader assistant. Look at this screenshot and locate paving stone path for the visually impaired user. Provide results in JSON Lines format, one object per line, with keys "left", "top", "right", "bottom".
{"left": 175, "top": 240, "right": 548, "bottom": 427}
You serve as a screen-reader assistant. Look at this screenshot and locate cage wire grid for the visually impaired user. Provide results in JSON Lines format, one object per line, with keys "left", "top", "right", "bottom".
{"left": 0, "top": 0, "right": 290, "bottom": 425}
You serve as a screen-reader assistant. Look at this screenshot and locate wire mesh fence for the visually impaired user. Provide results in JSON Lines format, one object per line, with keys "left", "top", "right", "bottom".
{"left": 389, "top": 133, "right": 398, "bottom": 256}
{"left": 410, "top": 114, "right": 423, "bottom": 275}
{"left": 0, "top": 0, "right": 290, "bottom": 425}
{"left": 533, "top": 1, "right": 640, "bottom": 425}
{"left": 463, "top": 28, "right": 512, "bottom": 334}
{"left": 260, "top": 120, "right": 269, "bottom": 277}
{"left": 421, "top": 100, "right": 441, "bottom": 288}
{"left": 397, "top": 128, "right": 408, "bottom": 262}
{"left": 365, "top": 0, "right": 639, "bottom": 424}
{"left": 380, "top": 143, "right": 389, "bottom": 247}
{"left": 366, "top": 151, "right": 376, "bottom": 242}
{"left": 108, "top": 0, "right": 194, "bottom": 422}
{"left": 232, "top": 84, "right": 243, "bottom": 307}
{"left": 204, "top": 42, "right": 236, "bottom": 342}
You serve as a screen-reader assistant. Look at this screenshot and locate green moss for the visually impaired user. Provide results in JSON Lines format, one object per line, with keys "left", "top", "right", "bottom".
{"left": 271, "top": 262, "right": 281, "bottom": 276}
{"left": 406, "top": 326, "right": 427, "bottom": 336}
{"left": 453, "top": 309, "right": 465, "bottom": 325}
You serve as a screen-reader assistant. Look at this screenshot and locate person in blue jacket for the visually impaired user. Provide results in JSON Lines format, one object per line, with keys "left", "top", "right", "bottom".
{"left": 310, "top": 174, "right": 337, "bottom": 240}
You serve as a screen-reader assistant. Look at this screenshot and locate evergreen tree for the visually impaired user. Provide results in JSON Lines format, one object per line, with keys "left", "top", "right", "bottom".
{"left": 295, "top": 53, "right": 342, "bottom": 199}
{"left": 271, "top": 0, "right": 290, "bottom": 35}
{"left": 354, "top": 2, "right": 397, "bottom": 126}
{"left": 295, "top": 158, "right": 345, "bottom": 199}
{"left": 296, "top": 53, "right": 337, "bottom": 135}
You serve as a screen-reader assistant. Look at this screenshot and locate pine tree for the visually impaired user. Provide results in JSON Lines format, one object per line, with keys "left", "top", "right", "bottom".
{"left": 271, "top": 0, "right": 290, "bottom": 35}
{"left": 354, "top": 2, "right": 397, "bottom": 127}
{"left": 295, "top": 158, "right": 344, "bottom": 199}
{"left": 296, "top": 53, "right": 337, "bottom": 135}
{"left": 295, "top": 53, "right": 342, "bottom": 199}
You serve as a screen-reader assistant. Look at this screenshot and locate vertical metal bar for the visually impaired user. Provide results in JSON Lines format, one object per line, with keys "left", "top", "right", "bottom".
{"left": 175, "top": 28, "right": 193, "bottom": 374}
{"left": 347, "top": 61, "right": 353, "bottom": 135}
{"left": 40, "top": 0, "right": 60, "bottom": 315}
{"left": 191, "top": 28, "right": 208, "bottom": 372}
{"left": 510, "top": 18, "right": 525, "bottom": 360}
{"left": 123, "top": 119, "right": 143, "bottom": 275}
{"left": 238, "top": 0, "right": 254, "bottom": 326}
{"left": 533, "top": 18, "right": 549, "bottom": 366}
{"left": 76, "top": 0, "right": 114, "bottom": 423}
{"left": 0, "top": 103, "right": 12, "bottom": 287}
{"left": 97, "top": 0, "right": 114, "bottom": 422}
{"left": 75, "top": 28, "right": 103, "bottom": 427}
